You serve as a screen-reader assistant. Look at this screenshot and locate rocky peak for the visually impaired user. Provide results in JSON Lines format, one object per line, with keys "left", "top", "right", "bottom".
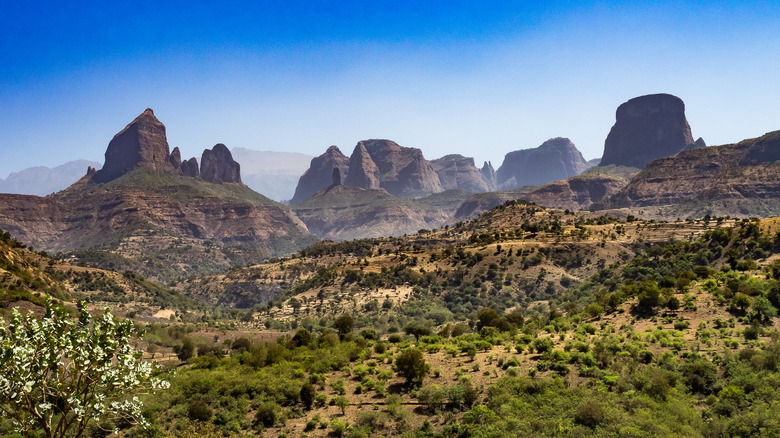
{"left": 480, "top": 161, "right": 497, "bottom": 191}
{"left": 290, "top": 146, "right": 350, "bottom": 204}
{"left": 600, "top": 93, "right": 702, "bottom": 168}
{"left": 353, "top": 139, "right": 443, "bottom": 198}
{"left": 344, "top": 142, "right": 380, "bottom": 190}
{"left": 430, "top": 154, "right": 492, "bottom": 192}
{"left": 496, "top": 137, "right": 591, "bottom": 189}
{"left": 169, "top": 147, "right": 182, "bottom": 169}
{"left": 200, "top": 144, "right": 241, "bottom": 184}
{"left": 93, "top": 108, "right": 172, "bottom": 183}
{"left": 180, "top": 157, "right": 199, "bottom": 178}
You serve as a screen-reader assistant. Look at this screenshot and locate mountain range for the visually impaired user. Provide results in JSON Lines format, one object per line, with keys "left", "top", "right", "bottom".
{"left": 0, "top": 92, "right": 777, "bottom": 279}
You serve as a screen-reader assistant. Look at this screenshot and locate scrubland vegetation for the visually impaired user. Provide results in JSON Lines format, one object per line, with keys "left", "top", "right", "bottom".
{"left": 3, "top": 204, "right": 780, "bottom": 437}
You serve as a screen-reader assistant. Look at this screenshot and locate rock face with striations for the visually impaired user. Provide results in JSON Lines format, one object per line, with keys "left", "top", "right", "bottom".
{"left": 600, "top": 93, "right": 705, "bottom": 168}
{"left": 480, "top": 162, "right": 497, "bottom": 191}
{"left": 496, "top": 137, "right": 591, "bottom": 190}
{"left": 200, "top": 144, "right": 242, "bottom": 184}
{"left": 430, "top": 154, "right": 493, "bottom": 192}
{"left": 348, "top": 139, "right": 443, "bottom": 198}
{"left": 93, "top": 108, "right": 173, "bottom": 182}
{"left": 290, "top": 146, "right": 350, "bottom": 204}
{"left": 344, "top": 143, "right": 380, "bottom": 190}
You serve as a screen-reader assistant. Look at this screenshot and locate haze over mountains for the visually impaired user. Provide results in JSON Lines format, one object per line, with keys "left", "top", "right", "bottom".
{"left": 0, "top": 92, "right": 777, "bottom": 277}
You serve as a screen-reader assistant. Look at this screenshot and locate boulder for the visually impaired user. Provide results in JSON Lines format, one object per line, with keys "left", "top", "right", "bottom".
{"left": 600, "top": 93, "right": 702, "bottom": 168}
{"left": 169, "top": 146, "right": 182, "bottom": 169}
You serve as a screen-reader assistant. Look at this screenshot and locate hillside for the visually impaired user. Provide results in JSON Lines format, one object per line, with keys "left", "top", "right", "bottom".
{"left": 291, "top": 185, "right": 470, "bottom": 242}
{"left": 594, "top": 130, "right": 780, "bottom": 218}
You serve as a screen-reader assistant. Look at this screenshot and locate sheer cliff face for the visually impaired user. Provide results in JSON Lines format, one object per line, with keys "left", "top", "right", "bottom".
{"left": 496, "top": 138, "right": 591, "bottom": 190}
{"left": 200, "top": 144, "right": 241, "bottom": 184}
{"left": 430, "top": 155, "right": 493, "bottom": 193}
{"left": 93, "top": 109, "right": 173, "bottom": 182}
{"left": 290, "top": 146, "right": 350, "bottom": 204}
{"left": 600, "top": 93, "right": 703, "bottom": 169}
{"left": 294, "top": 140, "right": 446, "bottom": 202}
{"left": 353, "top": 140, "right": 443, "bottom": 198}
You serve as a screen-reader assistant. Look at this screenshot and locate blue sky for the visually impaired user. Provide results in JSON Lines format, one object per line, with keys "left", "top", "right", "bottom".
{"left": 1, "top": 1, "right": 779, "bottom": 180}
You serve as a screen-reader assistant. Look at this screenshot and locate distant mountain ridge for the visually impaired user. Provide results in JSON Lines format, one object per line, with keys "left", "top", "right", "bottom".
{"left": 496, "top": 137, "right": 592, "bottom": 190}
{"left": 0, "top": 160, "right": 101, "bottom": 196}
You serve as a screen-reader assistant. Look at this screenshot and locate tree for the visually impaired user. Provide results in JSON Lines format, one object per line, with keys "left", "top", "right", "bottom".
{"left": 395, "top": 348, "right": 429, "bottom": 386}
{"left": 404, "top": 322, "right": 432, "bottom": 342}
{"left": 334, "top": 314, "right": 354, "bottom": 339}
{"left": 732, "top": 293, "right": 751, "bottom": 314}
{"left": 0, "top": 297, "right": 169, "bottom": 437}
{"left": 300, "top": 383, "right": 316, "bottom": 410}
{"left": 333, "top": 395, "right": 349, "bottom": 415}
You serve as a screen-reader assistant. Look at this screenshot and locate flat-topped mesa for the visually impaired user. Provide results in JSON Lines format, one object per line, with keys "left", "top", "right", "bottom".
{"left": 291, "top": 145, "right": 350, "bottom": 204}
{"left": 600, "top": 93, "right": 705, "bottom": 169}
{"left": 496, "top": 137, "right": 591, "bottom": 190}
{"left": 93, "top": 108, "right": 173, "bottom": 182}
{"left": 200, "top": 144, "right": 241, "bottom": 184}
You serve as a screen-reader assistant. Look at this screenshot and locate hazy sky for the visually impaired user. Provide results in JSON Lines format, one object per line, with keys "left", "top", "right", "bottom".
{"left": 1, "top": 1, "right": 779, "bottom": 179}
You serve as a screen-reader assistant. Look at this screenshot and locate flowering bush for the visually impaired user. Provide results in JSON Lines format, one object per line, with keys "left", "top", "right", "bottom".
{"left": 0, "top": 297, "right": 169, "bottom": 437}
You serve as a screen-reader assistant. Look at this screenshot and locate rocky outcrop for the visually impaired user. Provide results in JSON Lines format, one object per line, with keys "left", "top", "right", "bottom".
{"left": 332, "top": 167, "right": 342, "bottom": 186}
{"left": 344, "top": 143, "right": 380, "bottom": 190}
{"left": 600, "top": 94, "right": 704, "bottom": 168}
{"left": 593, "top": 130, "right": 780, "bottom": 217}
{"left": 200, "top": 144, "right": 241, "bottom": 184}
{"left": 430, "top": 155, "right": 492, "bottom": 192}
{"left": 480, "top": 161, "right": 497, "bottom": 191}
{"left": 93, "top": 109, "right": 172, "bottom": 183}
{"left": 291, "top": 146, "right": 350, "bottom": 204}
{"left": 180, "top": 157, "right": 199, "bottom": 178}
{"left": 169, "top": 147, "right": 182, "bottom": 169}
{"left": 496, "top": 138, "right": 591, "bottom": 190}
{"left": 350, "top": 140, "right": 443, "bottom": 198}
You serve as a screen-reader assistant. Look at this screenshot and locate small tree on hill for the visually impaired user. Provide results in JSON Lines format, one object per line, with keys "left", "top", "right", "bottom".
{"left": 395, "top": 348, "right": 429, "bottom": 386}
{"left": 334, "top": 314, "right": 354, "bottom": 339}
{"left": 0, "top": 297, "right": 169, "bottom": 437}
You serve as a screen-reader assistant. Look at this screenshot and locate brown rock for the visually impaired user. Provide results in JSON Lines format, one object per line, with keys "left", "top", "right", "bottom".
{"left": 200, "top": 144, "right": 241, "bottom": 184}
{"left": 480, "top": 161, "right": 497, "bottom": 191}
{"left": 332, "top": 167, "right": 342, "bottom": 186}
{"left": 93, "top": 108, "right": 171, "bottom": 183}
{"left": 352, "top": 139, "right": 443, "bottom": 198}
{"left": 180, "top": 157, "right": 199, "bottom": 178}
{"left": 594, "top": 130, "right": 780, "bottom": 216}
{"left": 430, "top": 155, "right": 492, "bottom": 192}
{"left": 344, "top": 142, "right": 380, "bottom": 190}
{"left": 496, "top": 138, "right": 591, "bottom": 189}
{"left": 169, "top": 146, "right": 182, "bottom": 169}
{"left": 600, "top": 94, "right": 701, "bottom": 168}
{"left": 291, "top": 146, "right": 350, "bottom": 204}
